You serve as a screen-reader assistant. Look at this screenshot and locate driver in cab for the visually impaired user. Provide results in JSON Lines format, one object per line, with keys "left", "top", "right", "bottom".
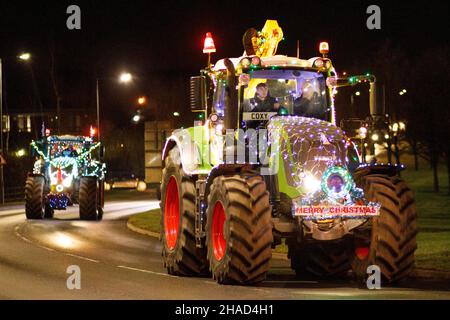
{"left": 245, "top": 82, "right": 281, "bottom": 112}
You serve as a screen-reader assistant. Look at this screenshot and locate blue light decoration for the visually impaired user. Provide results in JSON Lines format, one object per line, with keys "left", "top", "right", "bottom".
{"left": 47, "top": 193, "right": 70, "bottom": 209}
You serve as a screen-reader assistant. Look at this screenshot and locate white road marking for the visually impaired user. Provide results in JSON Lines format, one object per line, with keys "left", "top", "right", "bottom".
{"left": 65, "top": 253, "right": 99, "bottom": 263}
{"left": 116, "top": 265, "right": 176, "bottom": 278}
{"left": 264, "top": 280, "right": 319, "bottom": 284}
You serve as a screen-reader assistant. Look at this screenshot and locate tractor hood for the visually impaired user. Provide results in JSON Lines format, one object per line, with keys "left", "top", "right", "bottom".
{"left": 267, "top": 116, "right": 348, "bottom": 196}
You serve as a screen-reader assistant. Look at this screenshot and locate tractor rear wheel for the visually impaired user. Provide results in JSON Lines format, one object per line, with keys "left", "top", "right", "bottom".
{"left": 288, "top": 239, "right": 351, "bottom": 279}
{"left": 25, "top": 176, "right": 46, "bottom": 220}
{"left": 351, "top": 174, "right": 418, "bottom": 284}
{"left": 79, "top": 177, "right": 102, "bottom": 221}
{"left": 206, "top": 174, "right": 273, "bottom": 284}
{"left": 160, "top": 147, "right": 208, "bottom": 276}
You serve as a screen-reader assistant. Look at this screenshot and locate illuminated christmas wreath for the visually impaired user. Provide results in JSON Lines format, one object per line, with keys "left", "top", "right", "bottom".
{"left": 320, "top": 166, "right": 354, "bottom": 199}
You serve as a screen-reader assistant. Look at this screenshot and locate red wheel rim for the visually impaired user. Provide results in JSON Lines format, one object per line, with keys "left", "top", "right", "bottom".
{"left": 212, "top": 201, "right": 226, "bottom": 261}
{"left": 164, "top": 176, "right": 179, "bottom": 250}
{"left": 355, "top": 247, "right": 370, "bottom": 260}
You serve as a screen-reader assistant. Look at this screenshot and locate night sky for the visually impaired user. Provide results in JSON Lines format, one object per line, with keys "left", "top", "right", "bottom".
{"left": 0, "top": 0, "right": 448, "bottom": 128}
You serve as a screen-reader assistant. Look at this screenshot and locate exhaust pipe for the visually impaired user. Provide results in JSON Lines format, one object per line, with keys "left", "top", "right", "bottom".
{"left": 224, "top": 58, "right": 238, "bottom": 130}
{"left": 369, "top": 81, "right": 385, "bottom": 118}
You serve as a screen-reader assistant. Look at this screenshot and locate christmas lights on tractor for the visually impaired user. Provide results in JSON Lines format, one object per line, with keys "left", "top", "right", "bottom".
{"left": 159, "top": 20, "right": 417, "bottom": 286}
{"left": 25, "top": 130, "right": 106, "bottom": 220}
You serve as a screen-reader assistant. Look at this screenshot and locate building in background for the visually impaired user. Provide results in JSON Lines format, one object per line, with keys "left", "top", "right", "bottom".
{"left": 144, "top": 120, "right": 172, "bottom": 189}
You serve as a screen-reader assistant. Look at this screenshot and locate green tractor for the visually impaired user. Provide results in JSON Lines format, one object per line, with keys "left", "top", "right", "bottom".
{"left": 25, "top": 132, "right": 106, "bottom": 220}
{"left": 160, "top": 20, "right": 417, "bottom": 285}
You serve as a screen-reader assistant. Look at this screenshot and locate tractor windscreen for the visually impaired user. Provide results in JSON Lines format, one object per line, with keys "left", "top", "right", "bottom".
{"left": 241, "top": 70, "right": 329, "bottom": 121}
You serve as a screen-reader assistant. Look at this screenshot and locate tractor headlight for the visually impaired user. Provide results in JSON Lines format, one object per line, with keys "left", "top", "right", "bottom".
{"left": 251, "top": 56, "right": 261, "bottom": 66}
{"left": 240, "top": 57, "right": 251, "bottom": 68}
{"left": 63, "top": 176, "right": 73, "bottom": 188}
{"left": 313, "top": 58, "right": 324, "bottom": 68}
{"left": 303, "top": 174, "right": 321, "bottom": 193}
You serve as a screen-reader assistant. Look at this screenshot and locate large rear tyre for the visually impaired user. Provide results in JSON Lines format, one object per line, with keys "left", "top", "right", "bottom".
{"left": 351, "top": 174, "right": 418, "bottom": 284}
{"left": 25, "top": 176, "right": 46, "bottom": 220}
{"left": 160, "top": 147, "right": 208, "bottom": 276}
{"left": 206, "top": 174, "right": 273, "bottom": 285}
{"left": 288, "top": 239, "right": 351, "bottom": 279}
{"left": 79, "top": 177, "right": 102, "bottom": 221}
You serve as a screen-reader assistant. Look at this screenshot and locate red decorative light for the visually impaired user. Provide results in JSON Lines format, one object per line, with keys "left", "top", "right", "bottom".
{"left": 90, "top": 126, "right": 97, "bottom": 137}
{"left": 355, "top": 247, "right": 370, "bottom": 260}
{"left": 203, "top": 32, "right": 216, "bottom": 53}
{"left": 57, "top": 167, "right": 63, "bottom": 184}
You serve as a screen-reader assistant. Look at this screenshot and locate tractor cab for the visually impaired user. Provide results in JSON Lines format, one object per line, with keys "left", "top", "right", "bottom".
{"left": 208, "top": 53, "right": 336, "bottom": 133}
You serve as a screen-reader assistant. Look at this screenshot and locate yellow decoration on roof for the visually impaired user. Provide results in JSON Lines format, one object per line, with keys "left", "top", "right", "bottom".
{"left": 258, "top": 20, "right": 283, "bottom": 57}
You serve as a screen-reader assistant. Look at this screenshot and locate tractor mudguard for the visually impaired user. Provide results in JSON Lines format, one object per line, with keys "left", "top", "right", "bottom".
{"left": 162, "top": 127, "right": 212, "bottom": 175}
{"left": 204, "top": 163, "right": 256, "bottom": 199}
{"left": 353, "top": 163, "right": 405, "bottom": 178}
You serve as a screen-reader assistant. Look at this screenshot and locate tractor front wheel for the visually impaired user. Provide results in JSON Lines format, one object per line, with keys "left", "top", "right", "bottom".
{"left": 25, "top": 175, "right": 46, "bottom": 220}
{"left": 288, "top": 239, "right": 351, "bottom": 279}
{"left": 79, "top": 177, "right": 102, "bottom": 221}
{"left": 206, "top": 174, "right": 273, "bottom": 285}
{"left": 160, "top": 147, "right": 208, "bottom": 276}
{"left": 351, "top": 174, "right": 418, "bottom": 284}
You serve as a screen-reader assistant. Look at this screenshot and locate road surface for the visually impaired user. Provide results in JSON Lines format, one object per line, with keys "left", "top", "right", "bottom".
{"left": 0, "top": 196, "right": 449, "bottom": 299}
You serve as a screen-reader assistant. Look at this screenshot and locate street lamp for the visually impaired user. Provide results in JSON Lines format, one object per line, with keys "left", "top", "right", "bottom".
{"left": 18, "top": 52, "right": 31, "bottom": 61}
{"left": 371, "top": 133, "right": 379, "bottom": 142}
{"left": 96, "top": 72, "right": 133, "bottom": 141}
{"left": 138, "top": 96, "right": 146, "bottom": 105}
{"left": 119, "top": 72, "right": 132, "bottom": 83}
{"left": 131, "top": 114, "right": 141, "bottom": 123}
{"left": 1, "top": 52, "right": 34, "bottom": 203}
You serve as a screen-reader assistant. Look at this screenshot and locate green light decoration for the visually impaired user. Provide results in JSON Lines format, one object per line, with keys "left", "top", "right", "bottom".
{"left": 278, "top": 107, "right": 289, "bottom": 116}
{"left": 320, "top": 166, "right": 354, "bottom": 199}
{"left": 30, "top": 139, "right": 101, "bottom": 168}
{"left": 30, "top": 137, "right": 106, "bottom": 182}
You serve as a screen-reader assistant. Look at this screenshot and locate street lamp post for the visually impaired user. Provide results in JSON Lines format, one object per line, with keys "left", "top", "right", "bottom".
{"left": 96, "top": 78, "right": 100, "bottom": 140}
{"left": 0, "top": 53, "right": 34, "bottom": 204}
{"left": 96, "top": 72, "right": 132, "bottom": 141}
{"left": 0, "top": 58, "right": 4, "bottom": 204}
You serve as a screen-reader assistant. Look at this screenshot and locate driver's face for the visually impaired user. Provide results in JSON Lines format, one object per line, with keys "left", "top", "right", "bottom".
{"left": 302, "top": 87, "right": 314, "bottom": 99}
{"left": 251, "top": 36, "right": 259, "bottom": 52}
{"left": 256, "top": 86, "right": 269, "bottom": 99}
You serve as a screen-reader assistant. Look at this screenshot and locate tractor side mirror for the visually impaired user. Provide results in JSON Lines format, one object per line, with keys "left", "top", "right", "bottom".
{"left": 369, "top": 81, "right": 385, "bottom": 117}
{"left": 190, "top": 76, "right": 207, "bottom": 111}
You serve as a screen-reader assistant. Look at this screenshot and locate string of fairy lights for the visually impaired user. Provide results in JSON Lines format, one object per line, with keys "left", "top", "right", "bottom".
{"left": 267, "top": 116, "right": 380, "bottom": 216}
{"left": 31, "top": 137, "right": 106, "bottom": 183}
{"left": 268, "top": 116, "right": 346, "bottom": 188}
